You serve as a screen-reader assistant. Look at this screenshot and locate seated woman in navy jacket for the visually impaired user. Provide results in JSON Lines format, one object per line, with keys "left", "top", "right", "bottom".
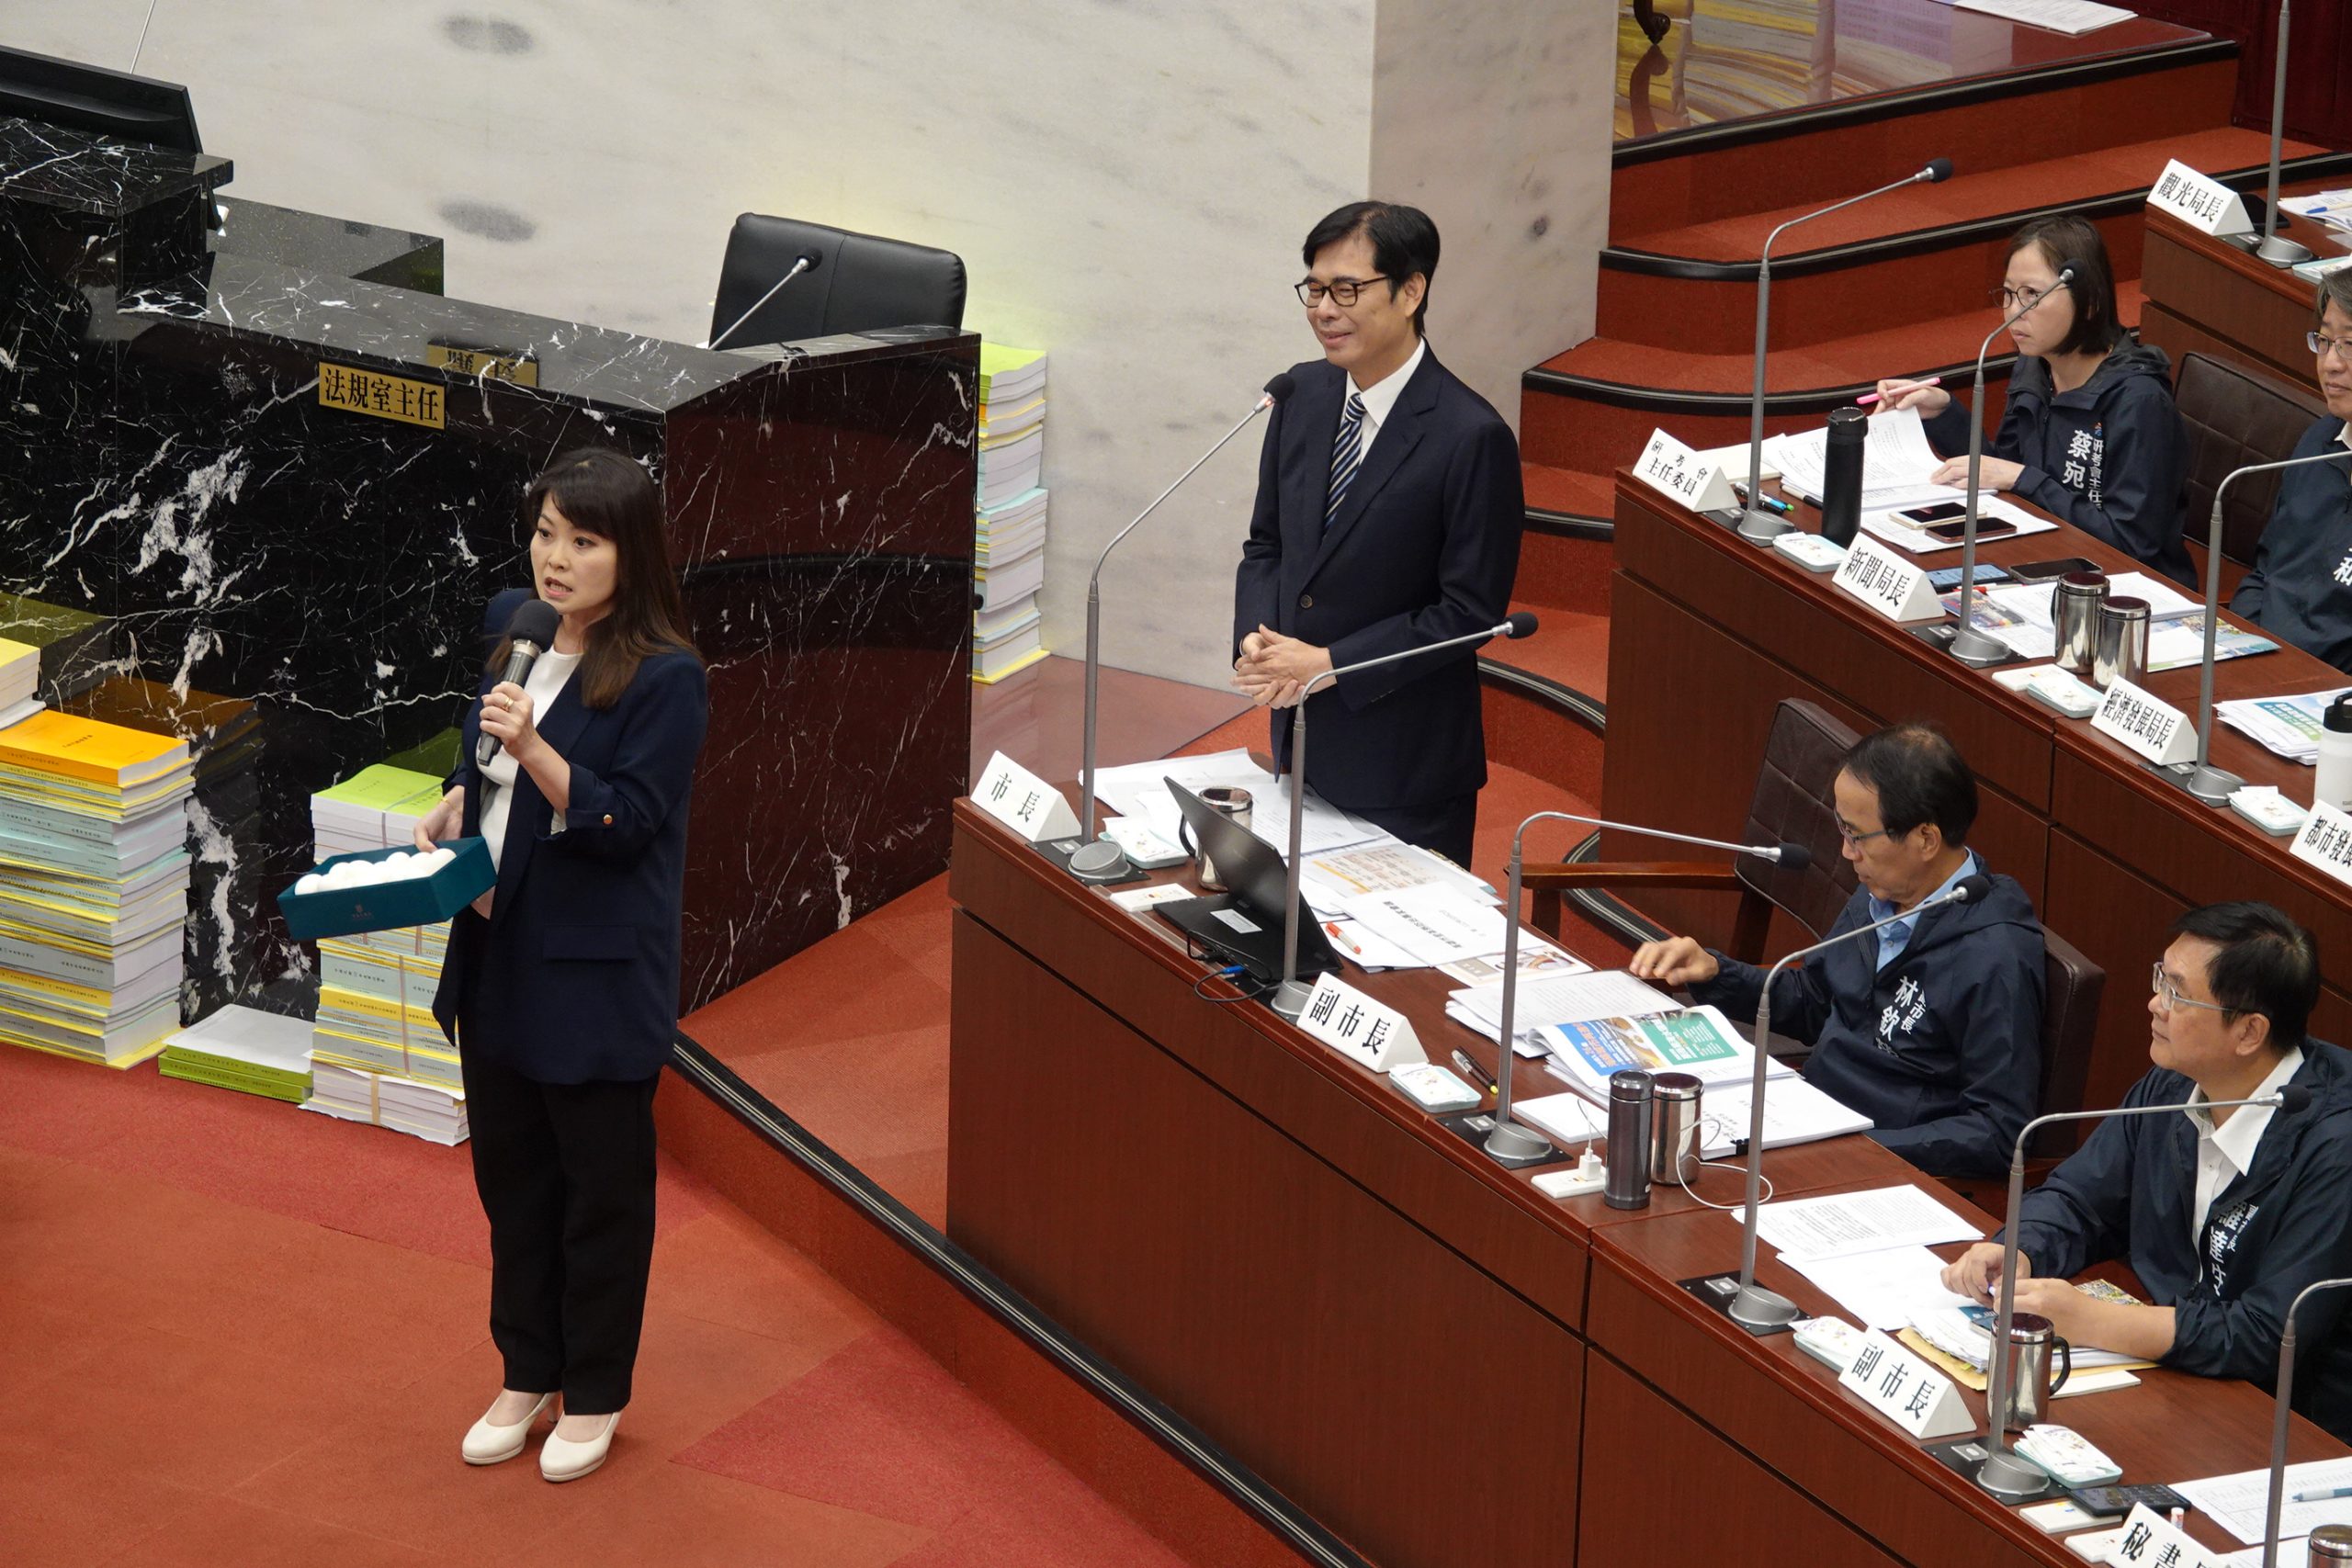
{"left": 1941, "top": 903, "right": 2352, "bottom": 1442}
{"left": 1875, "top": 214, "right": 2192, "bottom": 585}
{"left": 415, "top": 447, "right": 707, "bottom": 1483}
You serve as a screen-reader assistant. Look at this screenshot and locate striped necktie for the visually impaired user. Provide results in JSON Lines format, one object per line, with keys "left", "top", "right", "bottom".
{"left": 1325, "top": 391, "right": 1367, "bottom": 529}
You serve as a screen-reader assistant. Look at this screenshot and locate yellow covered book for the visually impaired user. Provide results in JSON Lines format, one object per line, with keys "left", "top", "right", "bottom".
{"left": 0, "top": 710, "right": 190, "bottom": 788}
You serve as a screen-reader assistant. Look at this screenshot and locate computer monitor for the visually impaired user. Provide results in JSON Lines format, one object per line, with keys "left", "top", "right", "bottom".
{"left": 1153, "top": 776, "right": 1340, "bottom": 988}
{"left": 0, "top": 45, "right": 201, "bottom": 153}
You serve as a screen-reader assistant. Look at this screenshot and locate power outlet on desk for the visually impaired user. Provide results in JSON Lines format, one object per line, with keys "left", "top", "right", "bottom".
{"left": 1432, "top": 1110, "right": 1579, "bottom": 1171}
{"left": 1922, "top": 1437, "right": 2065, "bottom": 1503}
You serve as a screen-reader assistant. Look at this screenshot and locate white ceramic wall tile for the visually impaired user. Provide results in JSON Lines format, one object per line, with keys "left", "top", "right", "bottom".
{"left": 11, "top": 0, "right": 1608, "bottom": 687}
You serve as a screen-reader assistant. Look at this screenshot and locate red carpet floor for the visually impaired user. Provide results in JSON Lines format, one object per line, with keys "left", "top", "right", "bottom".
{"left": 0, "top": 1046, "right": 1197, "bottom": 1566}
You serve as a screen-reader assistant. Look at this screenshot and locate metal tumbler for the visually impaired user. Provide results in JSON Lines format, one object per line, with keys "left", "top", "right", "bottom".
{"left": 2090, "top": 596, "right": 2152, "bottom": 691}
{"left": 1649, "top": 1072, "right": 1703, "bottom": 1187}
{"left": 2051, "top": 570, "right": 2109, "bottom": 675}
{"left": 1175, "top": 786, "right": 1251, "bottom": 892}
{"left": 1996, "top": 1313, "right": 2074, "bottom": 1429}
{"left": 1604, "top": 1069, "right": 1654, "bottom": 1210}
{"left": 2311, "top": 1525, "right": 2352, "bottom": 1561}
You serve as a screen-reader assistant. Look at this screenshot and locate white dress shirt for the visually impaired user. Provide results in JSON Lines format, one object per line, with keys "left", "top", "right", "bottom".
{"left": 2187, "top": 1046, "right": 2304, "bottom": 1243}
{"left": 1345, "top": 337, "right": 1426, "bottom": 460}
{"left": 477, "top": 649, "right": 581, "bottom": 874}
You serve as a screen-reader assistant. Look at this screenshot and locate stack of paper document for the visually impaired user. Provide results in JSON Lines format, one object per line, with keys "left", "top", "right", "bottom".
{"left": 63, "top": 677, "right": 266, "bottom": 1017}
{"left": 158, "top": 1004, "right": 314, "bottom": 1102}
{"left": 2218, "top": 687, "right": 2352, "bottom": 764}
{"left": 1091, "top": 750, "right": 1388, "bottom": 863}
{"left": 1765, "top": 407, "right": 1954, "bottom": 511}
{"left": 0, "top": 710, "right": 194, "bottom": 1067}
{"left": 303, "top": 1056, "right": 468, "bottom": 1145}
{"left": 2281, "top": 189, "right": 2352, "bottom": 232}
{"left": 305, "top": 762, "right": 463, "bottom": 1131}
{"left": 1445, "top": 968, "right": 1682, "bottom": 1049}
{"left": 0, "top": 637, "right": 40, "bottom": 730}
{"left": 1924, "top": 0, "right": 2133, "bottom": 38}
{"left": 972, "top": 344, "right": 1050, "bottom": 684}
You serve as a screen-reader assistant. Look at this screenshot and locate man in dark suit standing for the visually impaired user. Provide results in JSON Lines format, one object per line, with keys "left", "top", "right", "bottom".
{"left": 1232, "top": 201, "right": 1524, "bottom": 865}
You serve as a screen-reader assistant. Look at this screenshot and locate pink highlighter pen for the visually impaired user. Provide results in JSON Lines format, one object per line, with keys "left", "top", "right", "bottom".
{"left": 1857, "top": 375, "right": 1941, "bottom": 409}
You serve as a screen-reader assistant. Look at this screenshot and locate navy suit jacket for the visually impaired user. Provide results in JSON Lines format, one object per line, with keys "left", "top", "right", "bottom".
{"left": 430, "top": 588, "right": 708, "bottom": 1084}
{"left": 1232, "top": 348, "right": 1523, "bottom": 811}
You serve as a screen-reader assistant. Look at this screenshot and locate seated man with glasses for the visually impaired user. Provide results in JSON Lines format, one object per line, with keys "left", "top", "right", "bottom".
{"left": 1940, "top": 903, "right": 2352, "bottom": 1438}
{"left": 1630, "top": 722, "right": 2045, "bottom": 1178}
{"left": 1229, "top": 200, "right": 1522, "bottom": 864}
{"left": 2230, "top": 272, "right": 2352, "bottom": 671}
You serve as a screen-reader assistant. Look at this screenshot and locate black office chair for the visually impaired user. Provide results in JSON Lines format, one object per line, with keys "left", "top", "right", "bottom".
{"left": 708, "top": 214, "right": 967, "bottom": 351}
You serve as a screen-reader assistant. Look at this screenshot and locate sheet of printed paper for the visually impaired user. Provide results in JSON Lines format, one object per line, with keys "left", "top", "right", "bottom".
{"left": 1543, "top": 1007, "right": 1774, "bottom": 1093}
{"left": 1693, "top": 1075, "right": 1871, "bottom": 1156}
{"left": 1089, "top": 750, "right": 1385, "bottom": 856}
{"left": 2177, "top": 1458, "right": 2352, "bottom": 1546}
{"left": 1753, "top": 1184, "right": 1982, "bottom": 1261}
{"left": 1784, "top": 1245, "right": 1972, "bottom": 1330}
{"left": 1773, "top": 407, "right": 1948, "bottom": 500}
{"left": 1437, "top": 942, "right": 1591, "bottom": 987}
{"left": 1445, "top": 969, "right": 1681, "bottom": 1051}
{"left": 1302, "top": 840, "right": 1498, "bottom": 906}
{"left": 1342, "top": 883, "right": 1512, "bottom": 965}
{"left": 1315, "top": 914, "right": 1431, "bottom": 973}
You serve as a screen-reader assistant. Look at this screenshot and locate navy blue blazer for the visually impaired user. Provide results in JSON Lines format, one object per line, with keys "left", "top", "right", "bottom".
{"left": 1232, "top": 348, "right": 1523, "bottom": 811}
{"left": 430, "top": 588, "right": 708, "bottom": 1084}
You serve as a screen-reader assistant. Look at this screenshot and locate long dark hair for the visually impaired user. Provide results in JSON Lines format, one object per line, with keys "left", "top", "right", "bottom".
{"left": 490, "top": 448, "right": 699, "bottom": 709}
{"left": 2006, "top": 214, "right": 2122, "bottom": 359}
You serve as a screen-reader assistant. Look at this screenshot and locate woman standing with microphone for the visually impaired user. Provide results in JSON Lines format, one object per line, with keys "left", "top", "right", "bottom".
{"left": 414, "top": 447, "right": 707, "bottom": 1483}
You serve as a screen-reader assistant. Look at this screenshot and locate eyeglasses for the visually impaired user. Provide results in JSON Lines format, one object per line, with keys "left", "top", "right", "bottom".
{"left": 1995, "top": 284, "right": 2057, "bottom": 311}
{"left": 1296, "top": 276, "right": 1390, "bottom": 308}
{"left": 2309, "top": 331, "right": 2352, "bottom": 362}
{"left": 1835, "top": 819, "right": 1894, "bottom": 847}
{"left": 2150, "top": 961, "right": 2232, "bottom": 1016}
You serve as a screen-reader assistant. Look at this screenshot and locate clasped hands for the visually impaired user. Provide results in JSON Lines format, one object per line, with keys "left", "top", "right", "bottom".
{"left": 1231, "top": 626, "right": 1333, "bottom": 709}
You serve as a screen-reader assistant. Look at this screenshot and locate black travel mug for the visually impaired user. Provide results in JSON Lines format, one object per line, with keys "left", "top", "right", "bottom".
{"left": 1818, "top": 405, "right": 1867, "bottom": 547}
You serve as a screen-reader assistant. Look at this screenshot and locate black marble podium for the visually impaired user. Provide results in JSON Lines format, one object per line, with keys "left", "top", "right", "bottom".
{"left": 0, "top": 116, "right": 975, "bottom": 1020}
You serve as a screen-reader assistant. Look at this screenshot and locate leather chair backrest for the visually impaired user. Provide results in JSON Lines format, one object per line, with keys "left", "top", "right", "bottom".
{"left": 1735, "top": 698, "right": 1862, "bottom": 938}
{"left": 710, "top": 214, "right": 967, "bottom": 350}
{"left": 2177, "top": 351, "right": 2328, "bottom": 566}
{"left": 2031, "top": 928, "right": 2105, "bottom": 1156}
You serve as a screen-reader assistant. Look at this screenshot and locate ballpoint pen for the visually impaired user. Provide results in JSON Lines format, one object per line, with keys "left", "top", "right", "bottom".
{"left": 1857, "top": 375, "right": 1940, "bottom": 408}
{"left": 2295, "top": 1485, "right": 2352, "bottom": 1503}
{"left": 1451, "top": 1049, "right": 1497, "bottom": 1094}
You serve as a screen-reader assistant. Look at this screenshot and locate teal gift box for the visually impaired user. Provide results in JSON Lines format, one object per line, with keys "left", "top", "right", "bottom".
{"left": 277, "top": 839, "right": 495, "bottom": 942}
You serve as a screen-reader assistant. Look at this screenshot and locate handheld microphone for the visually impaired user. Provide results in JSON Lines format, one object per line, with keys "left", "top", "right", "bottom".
{"left": 1958, "top": 1079, "right": 2315, "bottom": 1498}
{"left": 1940, "top": 265, "right": 2076, "bottom": 669}
{"left": 1477, "top": 808, "right": 1815, "bottom": 1167}
{"left": 1268, "top": 613, "right": 1537, "bottom": 1020}
{"left": 2164, "top": 446, "right": 2352, "bottom": 804}
{"left": 1680, "top": 872, "right": 1995, "bottom": 1329}
{"left": 2262, "top": 1275, "right": 2352, "bottom": 1565}
{"left": 1735, "top": 158, "right": 1954, "bottom": 545}
{"left": 707, "top": 250, "right": 823, "bottom": 351}
{"left": 1065, "top": 373, "right": 1298, "bottom": 884}
{"left": 476, "top": 597, "right": 562, "bottom": 768}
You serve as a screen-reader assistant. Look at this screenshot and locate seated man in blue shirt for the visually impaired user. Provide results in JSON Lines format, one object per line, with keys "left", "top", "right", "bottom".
{"left": 2230, "top": 272, "right": 2352, "bottom": 669}
{"left": 1629, "top": 722, "right": 2045, "bottom": 1178}
{"left": 1941, "top": 903, "right": 2352, "bottom": 1441}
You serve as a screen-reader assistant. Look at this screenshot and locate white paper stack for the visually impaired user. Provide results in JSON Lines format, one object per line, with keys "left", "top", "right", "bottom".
{"left": 158, "top": 1003, "right": 315, "bottom": 1103}
{"left": 2217, "top": 687, "right": 2352, "bottom": 764}
{"left": 302, "top": 1056, "right": 468, "bottom": 1145}
{"left": 973, "top": 344, "right": 1050, "bottom": 684}
{"left": 0, "top": 637, "right": 41, "bottom": 730}
{"left": 1766, "top": 407, "right": 1953, "bottom": 510}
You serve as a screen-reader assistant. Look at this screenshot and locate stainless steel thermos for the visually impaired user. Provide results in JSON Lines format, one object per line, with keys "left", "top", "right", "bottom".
{"left": 2051, "top": 570, "right": 2108, "bottom": 675}
{"left": 1649, "top": 1072, "right": 1703, "bottom": 1187}
{"left": 1605, "top": 1069, "right": 1655, "bottom": 1210}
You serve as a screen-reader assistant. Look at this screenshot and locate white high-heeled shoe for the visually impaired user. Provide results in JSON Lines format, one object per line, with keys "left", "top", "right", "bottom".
{"left": 539, "top": 1411, "right": 620, "bottom": 1483}
{"left": 460, "top": 1391, "right": 558, "bottom": 1465}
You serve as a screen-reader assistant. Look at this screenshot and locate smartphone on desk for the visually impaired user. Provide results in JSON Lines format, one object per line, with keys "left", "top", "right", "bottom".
{"left": 1897, "top": 501, "right": 1969, "bottom": 526}
{"left": 2008, "top": 556, "right": 2099, "bottom": 583}
{"left": 1925, "top": 516, "right": 2019, "bottom": 543}
{"left": 2065, "top": 1483, "right": 2189, "bottom": 1518}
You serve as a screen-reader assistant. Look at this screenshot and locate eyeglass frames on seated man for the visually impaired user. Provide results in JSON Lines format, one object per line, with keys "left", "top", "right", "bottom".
{"left": 1295, "top": 276, "right": 1391, "bottom": 308}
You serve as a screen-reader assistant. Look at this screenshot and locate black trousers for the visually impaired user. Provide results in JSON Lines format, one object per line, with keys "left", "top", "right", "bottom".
{"left": 459, "top": 1047, "right": 661, "bottom": 1414}
{"left": 1350, "top": 791, "right": 1478, "bottom": 869}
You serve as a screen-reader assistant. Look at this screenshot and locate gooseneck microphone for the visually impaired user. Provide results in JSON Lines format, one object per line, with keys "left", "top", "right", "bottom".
{"left": 707, "top": 251, "right": 823, "bottom": 351}
{"left": 2262, "top": 1274, "right": 2352, "bottom": 1566}
{"left": 1963, "top": 1081, "right": 2315, "bottom": 1498}
{"left": 1066, "top": 373, "right": 1298, "bottom": 885}
{"left": 2250, "top": 0, "right": 2315, "bottom": 268}
{"left": 1478, "top": 810, "right": 1815, "bottom": 1168}
{"left": 476, "top": 597, "right": 562, "bottom": 768}
{"left": 1685, "top": 873, "right": 1995, "bottom": 1330}
{"left": 2165, "top": 446, "right": 2352, "bottom": 804}
{"left": 1735, "top": 158, "right": 1954, "bottom": 546}
{"left": 1941, "top": 265, "right": 2075, "bottom": 669}
{"left": 1268, "top": 612, "right": 1537, "bottom": 1021}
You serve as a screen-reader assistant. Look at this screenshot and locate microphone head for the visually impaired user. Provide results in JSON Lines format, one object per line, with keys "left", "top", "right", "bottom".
{"left": 1921, "top": 157, "right": 1954, "bottom": 184}
{"left": 1503, "top": 611, "right": 1538, "bottom": 638}
{"left": 2278, "top": 1083, "right": 2316, "bottom": 1114}
{"left": 507, "top": 596, "right": 561, "bottom": 649}
{"left": 1952, "top": 873, "right": 1995, "bottom": 905}
{"left": 1772, "top": 842, "right": 1813, "bottom": 873}
{"left": 797, "top": 250, "right": 824, "bottom": 274}
{"left": 1263, "top": 371, "right": 1298, "bottom": 403}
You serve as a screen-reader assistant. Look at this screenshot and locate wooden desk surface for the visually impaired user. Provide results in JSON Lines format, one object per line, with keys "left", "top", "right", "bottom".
{"left": 2143, "top": 184, "right": 2347, "bottom": 385}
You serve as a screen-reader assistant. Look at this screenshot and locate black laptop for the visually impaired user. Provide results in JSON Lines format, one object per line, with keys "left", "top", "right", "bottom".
{"left": 1152, "top": 776, "right": 1341, "bottom": 987}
